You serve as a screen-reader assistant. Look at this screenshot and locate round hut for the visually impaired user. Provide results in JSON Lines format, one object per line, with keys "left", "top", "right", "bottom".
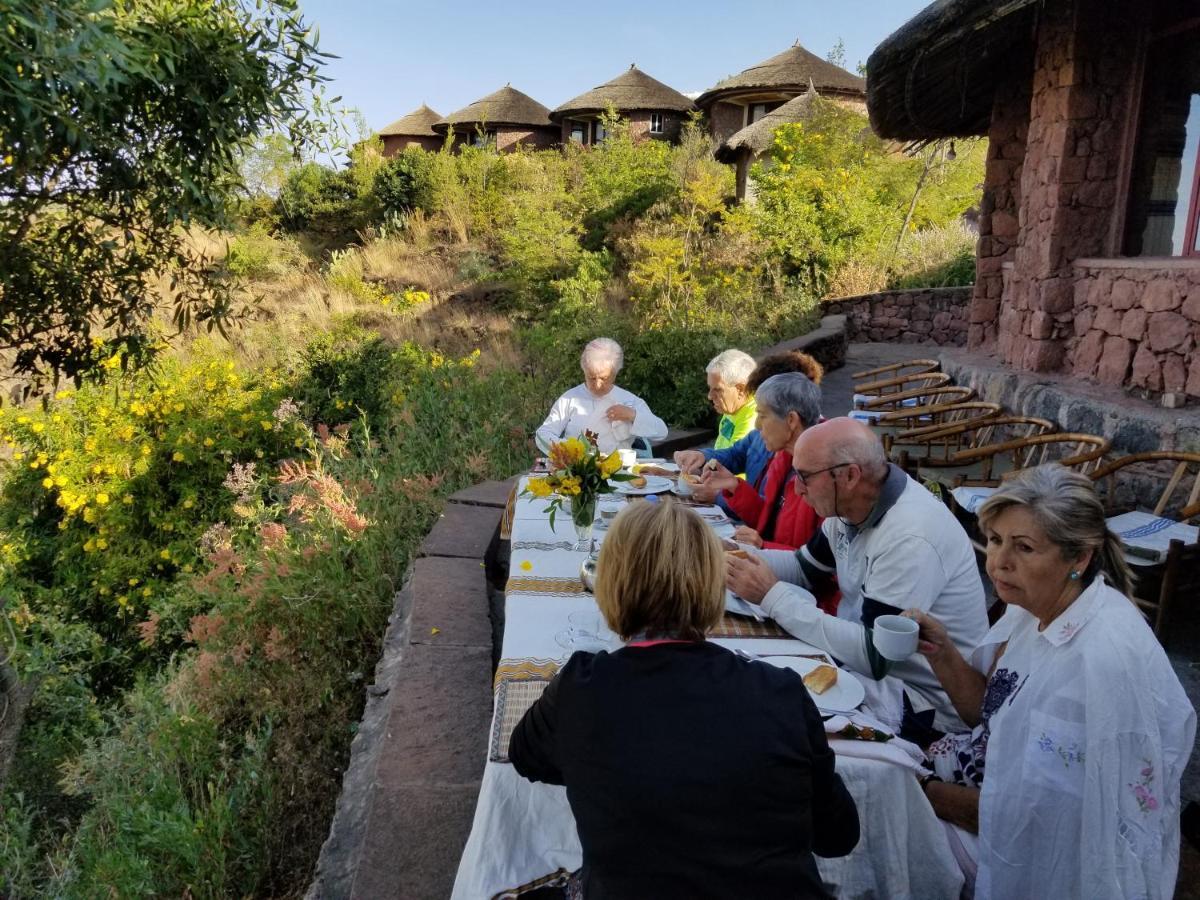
{"left": 432, "top": 85, "right": 558, "bottom": 153}
{"left": 377, "top": 104, "right": 443, "bottom": 156}
{"left": 696, "top": 41, "right": 866, "bottom": 142}
{"left": 551, "top": 64, "right": 696, "bottom": 145}
{"left": 715, "top": 84, "right": 821, "bottom": 202}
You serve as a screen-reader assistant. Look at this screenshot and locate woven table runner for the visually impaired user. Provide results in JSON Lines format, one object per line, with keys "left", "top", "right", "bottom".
{"left": 709, "top": 612, "right": 790, "bottom": 639}
{"left": 506, "top": 576, "right": 586, "bottom": 596}
{"left": 490, "top": 658, "right": 560, "bottom": 763}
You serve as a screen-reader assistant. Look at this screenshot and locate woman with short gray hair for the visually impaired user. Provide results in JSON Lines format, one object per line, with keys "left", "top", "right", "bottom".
{"left": 703, "top": 373, "right": 828, "bottom": 564}
{"left": 535, "top": 338, "right": 667, "bottom": 455}
{"left": 704, "top": 349, "right": 758, "bottom": 451}
{"left": 906, "top": 464, "right": 1194, "bottom": 899}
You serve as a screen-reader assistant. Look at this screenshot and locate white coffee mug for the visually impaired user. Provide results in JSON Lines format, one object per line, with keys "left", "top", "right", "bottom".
{"left": 617, "top": 448, "right": 638, "bottom": 468}
{"left": 872, "top": 614, "right": 919, "bottom": 661}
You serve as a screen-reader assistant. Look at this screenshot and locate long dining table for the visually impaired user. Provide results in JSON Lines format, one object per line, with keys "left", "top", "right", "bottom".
{"left": 451, "top": 467, "right": 964, "bottom": 900}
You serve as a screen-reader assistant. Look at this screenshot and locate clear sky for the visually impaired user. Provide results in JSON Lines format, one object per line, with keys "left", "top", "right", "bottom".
{"left": 294, "top": 0, "right": 930, "bottom": 134}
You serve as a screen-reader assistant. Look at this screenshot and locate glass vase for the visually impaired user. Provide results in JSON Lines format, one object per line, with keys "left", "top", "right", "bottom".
{"left": 570, "top": 493, "right": 597, "bottom": 552}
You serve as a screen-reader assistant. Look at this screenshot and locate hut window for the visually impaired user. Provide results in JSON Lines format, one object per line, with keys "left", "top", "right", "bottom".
{"left": 650, "top": 113, "right": 664, "bottom": 134}
{"left": 1123, "top": 20, "right": 1200, "bottom": 256}
{"left": 569, "top": 121, "right": 588, "bottom": 144}
{"left": 593, "top": 121, "right": 607, "bottom": 143}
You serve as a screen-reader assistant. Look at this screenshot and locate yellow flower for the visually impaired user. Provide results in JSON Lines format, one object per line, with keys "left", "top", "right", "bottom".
{"left": 600, "top": 451, "right": 622, "bottom": 478}
{"left": 160, "top": 549, "right": 170, "bottom": 560}
{"left": 519, "top": 560, "right": 533, "bottom": 572}
{"left": 559, "top": 475, "right": 582, "bottom": 496}
{"left": 172, "top": 451, "right": 185, "bottom": 462}
{"left": 95, "top": 492, "right": 110, "bottom": 506}
{"left": 31, "top": 422, "right": 44, "bottom": 433}
{"left": 260, "top": 420, "right": 273, "bottom": 431}
{"left": 42, "top": 476, "right": 53, "bottom": 489}
{"left": 526, "top": 477, "right": 553, "bottom": 499}
{"left": 203, "top": 437, "right": 215, "bottom": 447}
{"left": 549, "top": 437, "right": 586, "bottom": 470}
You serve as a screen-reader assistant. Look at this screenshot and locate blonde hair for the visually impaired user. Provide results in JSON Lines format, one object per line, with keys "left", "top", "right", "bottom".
{"left": 978, "top": 464, "right": 1134, "bottom": 598}
{"left": 595, "top": 500, "right": 725, "bottom": 641}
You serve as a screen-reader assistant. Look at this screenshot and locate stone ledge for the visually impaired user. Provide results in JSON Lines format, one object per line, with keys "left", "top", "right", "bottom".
{"left": 758, "top": 314, "right": 849, "bottom": 372}
{"left": 940, "top": 347, "right": 1200, "bottom": 453}
{"left": 420, "top": 502, "right": 504, "bottom": 559}
{"left": 410, "top": 556, "right": 493, "bottom": 649}
{"left": 447, "top": 477, "right": 518, "bottom": 509}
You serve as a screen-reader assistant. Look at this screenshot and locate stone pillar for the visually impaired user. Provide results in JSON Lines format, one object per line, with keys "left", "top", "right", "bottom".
{"left": 970, "top": 73, "right": 1031, "bottom": 350}
{"left": 998, "top": 0, "right": 1141, "bottom": 373}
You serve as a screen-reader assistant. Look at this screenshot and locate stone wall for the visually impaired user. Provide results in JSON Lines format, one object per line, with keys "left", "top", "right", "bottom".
{"left": 494, "top": 127, "right": 559, "bottom": 152}
{"left": 707, "top": 101, "right": 745, "bottom": 143}
{"left": 969, "top": 73, "right": 1030, "bottom": 348}
{"left": 381, "top": 134, "right": 442, "bottom": 156}
{"left": 997, "top": 0, "right": 1141, "bottom": 374}
{"left": 1067, "top": 260, "right": 1200, "bottom": 399}
{"left": 824, "top": 287, "right": 972, "bottom": 345}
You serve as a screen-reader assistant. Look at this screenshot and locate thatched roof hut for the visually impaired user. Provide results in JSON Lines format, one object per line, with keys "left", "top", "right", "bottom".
{"left": 551, "top": 65, "right": 696, "bottom": 120}
{"left": 866, "top": 0, "right": 1038, "bottom": 140}
{"left": 378, "top": 104, "right": 442, "bottom": 139}
{"left": 433, "top": 85, "right": 554, "bottom": 133}
{"left": 696, "top": 42, "right": 865, "bottom": 108}
{"left": 714, "top": 85, "right": 818, "bottom": 164}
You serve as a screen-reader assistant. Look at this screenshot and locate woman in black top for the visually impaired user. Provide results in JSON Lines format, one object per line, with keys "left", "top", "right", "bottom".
{"left": 510, "top": 500, "right": 859, "bottom": 899}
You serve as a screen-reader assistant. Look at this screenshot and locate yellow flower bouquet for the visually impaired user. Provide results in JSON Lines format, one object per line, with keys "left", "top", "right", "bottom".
{"left": 524, "top": 432, "right": 634, "bottom": 543}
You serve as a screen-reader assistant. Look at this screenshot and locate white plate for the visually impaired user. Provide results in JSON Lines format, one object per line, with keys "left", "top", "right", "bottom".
{"left": 757, "top": 656, "right": 866, "bottom": 714}
{"left": 724, "top": 589, "right": 763, "bottom": 620}
{"left": 614, "top": 475, "right": 673, "bottom": 495}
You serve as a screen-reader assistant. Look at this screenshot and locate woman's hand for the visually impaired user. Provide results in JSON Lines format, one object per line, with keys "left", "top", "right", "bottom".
{"left": 732, "top": 526, "right": 763, "bottom": 549}
{"left": 674, "top": 450, "right": 707, "bottom": 473}
{"left": 605, "top": 404, "right": 635, "bottom": 424}
{"left": 902, "top": 609, "right": 953, "bottom": 660}
{"left": 700, "top": 459, "right": 739, "bottom": 495}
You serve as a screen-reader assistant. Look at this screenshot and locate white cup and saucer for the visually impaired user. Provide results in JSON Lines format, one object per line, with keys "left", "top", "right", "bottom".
{"left": 872, "top": 615, "right": 920, "bottom": 661}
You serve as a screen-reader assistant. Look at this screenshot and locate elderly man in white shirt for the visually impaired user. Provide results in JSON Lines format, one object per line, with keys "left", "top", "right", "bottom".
{"left": 726, "top": 417, "right": 989, "bottom": 745}
{"left": 535, "top": 338, "right": 668, "bottom": 455}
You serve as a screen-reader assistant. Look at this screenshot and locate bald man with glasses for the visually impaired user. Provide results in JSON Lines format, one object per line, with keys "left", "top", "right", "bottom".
{"left": 726, "top": 417, "right": 988, "bottom": 745}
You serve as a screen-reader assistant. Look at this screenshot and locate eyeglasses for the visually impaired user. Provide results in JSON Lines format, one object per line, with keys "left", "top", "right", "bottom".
{"left": 792, "top": 462, "right": 851, "bottom": 488}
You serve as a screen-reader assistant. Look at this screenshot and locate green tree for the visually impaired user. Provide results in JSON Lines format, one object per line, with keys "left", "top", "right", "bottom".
{"left": 0, "top": 0, "right": 331, "bottom": 381}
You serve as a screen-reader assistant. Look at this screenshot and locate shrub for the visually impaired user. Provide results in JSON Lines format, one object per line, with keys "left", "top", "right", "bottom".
{"left": 889, "top": 220, "right": 978, "bottom": 289}
{"left": 276, "top": 163, "right": 364, "bottom": 242}
{"left": 223, "top": 223, "right": 307, "bottom": 280}
{"left": 373, "top": 148, "right": 436, "bottom": 216}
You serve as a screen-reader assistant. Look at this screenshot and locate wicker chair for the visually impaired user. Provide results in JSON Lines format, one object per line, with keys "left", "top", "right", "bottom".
{"left": 852, "top": 359, "right": 940, "bottom": 393}
{"left": 899, "top": 415, "right": 1055, "bottom": 468}
{"left": 1136, "top": 539, "right": 1200, "bottom": 639}
{"left": 860, "top": 383, "right": 972, "bottom": 413}
{"left": 917, "top": 432, "right": 1110, "bottom": 488}
{"left": 854, "top": 370, "right": 951, "bottom": 398}
{"left": 877, "top": 401, "right": 1003, "bottom": 456}
{"left": 1089, "top": 452, "right": 1200, "bottom": 522}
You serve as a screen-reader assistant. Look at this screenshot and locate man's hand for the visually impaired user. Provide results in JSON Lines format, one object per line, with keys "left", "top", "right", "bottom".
{"left": 674, "top": 450, "right": 707, "bottom": 473}
{"left": 732, "top": 525, "right": 763, "bottom": 548}
{"left": 725, "top": 553, "right": 778, "bottom": 604}
{"left": 605, "top": 404, "right": 635, "bottom": 424}
{"left": 700, "top": 459, "right": 739, "bottom": 495}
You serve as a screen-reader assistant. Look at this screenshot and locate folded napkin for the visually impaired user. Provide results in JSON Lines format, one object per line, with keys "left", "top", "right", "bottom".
{"left": 825, "top": 709, "right": 926, "bottom": 770}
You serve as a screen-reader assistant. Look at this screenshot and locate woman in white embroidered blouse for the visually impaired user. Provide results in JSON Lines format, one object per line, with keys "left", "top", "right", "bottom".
{"left": 906, "top": 464, "right": 1195, "bottom": 900}
{"left": 534, "top": 337, "right": 667, "bottom": 455}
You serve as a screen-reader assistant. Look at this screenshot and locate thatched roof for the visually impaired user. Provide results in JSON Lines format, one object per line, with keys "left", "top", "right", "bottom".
{"left": 433, "top": 85, "right": 554, "bottom": 132}
{"left": 550, "top": 65, "right": 696, "bottom": 120}
{"left": 378, "top": 104, "right": 442, "bottom": 138}
{"left": 696, "top": 42, "right": 865, "bottom": 108}
{"left": 714, "top": 85, "right": 818, "bottom": 163}
{"left": 866, "top": 0, "right": 1038, "bottom": 140}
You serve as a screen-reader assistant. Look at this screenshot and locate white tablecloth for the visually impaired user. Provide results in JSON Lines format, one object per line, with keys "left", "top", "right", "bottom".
{"left": 453, "top": 472, "right": 963, "bottom": 899}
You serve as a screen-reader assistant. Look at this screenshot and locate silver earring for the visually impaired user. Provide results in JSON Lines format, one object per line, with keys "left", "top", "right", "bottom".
{"left": 1069, "top": 571, "right": 1080, "bottom": 581}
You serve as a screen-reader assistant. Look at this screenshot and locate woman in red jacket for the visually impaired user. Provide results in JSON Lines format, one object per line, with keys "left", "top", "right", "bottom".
{"left": 702, "top": 371, "right": 821, "bottom": 546}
